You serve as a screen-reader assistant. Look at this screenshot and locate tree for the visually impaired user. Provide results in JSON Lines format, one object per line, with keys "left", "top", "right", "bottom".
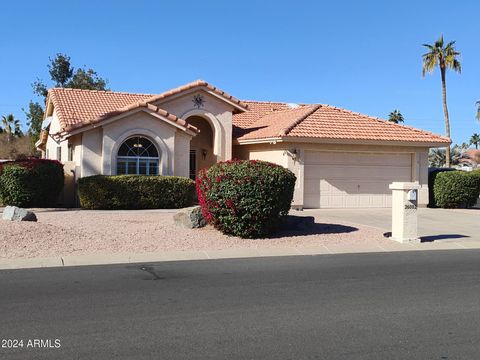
{"left": 470, "top": 133, "right": 480, "bottom": 149}
{"left": 67, "top": 67, "right": 107, "bottom": 90}
{"left": 49, "top": 53, "right": 73, "bottom": 87}
{"left": 27, "top": 53, "right": 108, "bottom": 145}
{"left": 422, "top": 35, "right": 461, "bottom": 168}
{"left": 1, "top": 114, "right": 22, "bottom": 142}
{"left": 388, "top": 109, "right": 404, "bottom": 124}
{"left": 476, "top": 100, "right": 480, "bottom": 120}
{"left": 23, "top": 101, "right": 44, "bottom": 149}
{"left": 428, "top": 143, "right": 468, "bottom": 168}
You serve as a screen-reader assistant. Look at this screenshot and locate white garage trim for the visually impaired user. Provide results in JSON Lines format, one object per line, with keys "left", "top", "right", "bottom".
{"left": 304, "top": 151, "right": 413, "bottom": 208}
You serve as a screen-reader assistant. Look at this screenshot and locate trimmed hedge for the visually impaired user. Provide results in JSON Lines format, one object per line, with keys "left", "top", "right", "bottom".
{"left": 433, "top": 170, "right": 480, "bottom": 208}
{"left": 196, "top": 160, "right": 296, "bottom": 238}
{"left": 0, "top": 158, "right": 64, "bottom": 207}
{"left": 78, "top": 175, "right": 196, "bottom": 209}
{"left": 428, "top": 168, "right": 455, "bottom": 207}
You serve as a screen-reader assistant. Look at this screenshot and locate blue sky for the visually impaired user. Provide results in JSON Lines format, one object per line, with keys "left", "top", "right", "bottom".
{"left": 1, "top": 0, "right": 479, "bottom": 144}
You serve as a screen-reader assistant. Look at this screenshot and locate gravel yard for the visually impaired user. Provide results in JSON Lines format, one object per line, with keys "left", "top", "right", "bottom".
{"left": 0, "top": 209, "right": 387, "bottom": 259}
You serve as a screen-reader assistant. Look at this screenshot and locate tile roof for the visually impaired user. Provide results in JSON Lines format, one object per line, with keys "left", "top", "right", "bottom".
{"left": 49, "top": 88, "right": 153, "bottom": 130}
{"left": 233, "top": 101, "right": 450, "bottom": 144}
{"left": 46, "top": 82, "right": 450, "bottom": 145}
{"left": 65, "top": 101, "right": 199, "bottom": 134}
{"left": 48, "top": 80, "right": 246, "bottom": 133}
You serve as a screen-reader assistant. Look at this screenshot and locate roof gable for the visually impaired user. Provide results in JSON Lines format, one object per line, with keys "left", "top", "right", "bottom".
{"left": 143, "top": 79, "right": 248, "bottom": 112}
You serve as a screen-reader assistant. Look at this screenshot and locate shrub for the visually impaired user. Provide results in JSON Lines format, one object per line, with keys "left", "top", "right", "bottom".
{"left": 78, "top": 175, "right": 196, "bottom": 209}
{"left": 196, "top": 160, "right": 296, "bottom": 238}
{"left": 0, "top": 158, "right": 64, "bottom": 207}
{"left": 433, "top": 170, "right": 480, "bottom": 208}
{"left": 428, "top": 168, "right": 455, "bottom": 207}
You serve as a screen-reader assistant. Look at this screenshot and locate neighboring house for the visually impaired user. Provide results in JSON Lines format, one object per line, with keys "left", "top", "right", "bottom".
{"left": 36, "top": 80, "right": 450, "bottom": 208}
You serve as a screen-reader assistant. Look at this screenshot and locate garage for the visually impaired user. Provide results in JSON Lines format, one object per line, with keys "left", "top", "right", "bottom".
{"left": 304, "top": 151, "right": 412, "bottom": 208}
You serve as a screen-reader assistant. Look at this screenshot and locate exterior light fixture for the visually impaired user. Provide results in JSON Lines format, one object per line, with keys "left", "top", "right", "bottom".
{"left": 283, "top": 148, "right": 298, "bottom": 163}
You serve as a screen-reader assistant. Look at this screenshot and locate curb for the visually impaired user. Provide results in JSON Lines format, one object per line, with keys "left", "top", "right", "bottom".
{"left": 1, "top": 241, "right": 480, "bottom": 270}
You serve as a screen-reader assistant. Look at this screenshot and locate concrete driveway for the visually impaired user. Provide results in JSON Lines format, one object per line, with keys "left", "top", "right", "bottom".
{"left": 303, "top": 207, "right": 480, "bottom": 242}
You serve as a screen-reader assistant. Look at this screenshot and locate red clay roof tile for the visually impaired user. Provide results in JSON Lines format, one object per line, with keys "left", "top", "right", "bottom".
{"left": 233, "top": 101, "right": 450, "bottom": 144}
{"left": 47, "top": 82, "right": 450, "bottom": 145}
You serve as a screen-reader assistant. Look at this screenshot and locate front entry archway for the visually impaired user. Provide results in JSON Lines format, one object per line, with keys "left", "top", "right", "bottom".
{"left": 186, "top": 115, "right": 215, "bottom": 180}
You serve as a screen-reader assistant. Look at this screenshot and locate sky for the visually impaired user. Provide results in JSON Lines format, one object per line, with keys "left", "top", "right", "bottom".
{"left": 0, "top": 0, "right": 479, "bottom": 145}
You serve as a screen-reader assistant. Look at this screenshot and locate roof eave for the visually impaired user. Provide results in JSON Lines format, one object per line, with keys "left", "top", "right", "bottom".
{"left": 236, "top": 136, "right": 451, "bottom": 147}
{"left": 64, "top": 107, "right": 198, "bottom": 137}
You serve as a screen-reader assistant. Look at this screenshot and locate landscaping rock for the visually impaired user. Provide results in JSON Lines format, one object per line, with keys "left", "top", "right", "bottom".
{"left": 173, "top": 206, "right": 206, "bottom": 229}
{"left": 2, "top": 206, "right": 37, "bottom": 222}
{"left": 280, "top": 215, "right": 315, "bottom": 231}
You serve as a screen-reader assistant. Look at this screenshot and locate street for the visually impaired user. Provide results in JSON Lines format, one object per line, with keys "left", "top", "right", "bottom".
{"left": 1, "top": 250, "right": 480, "bottom": 359}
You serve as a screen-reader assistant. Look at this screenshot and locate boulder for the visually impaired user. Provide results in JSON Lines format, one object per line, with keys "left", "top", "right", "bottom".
{"left": 280, "top": 215, "right": 315, "bottom": 231}
{"left": 2, "top": 206, "right": 37, "bottom": 222}
{"left": 173, "top": 206, "right": 206, "bottom": 229}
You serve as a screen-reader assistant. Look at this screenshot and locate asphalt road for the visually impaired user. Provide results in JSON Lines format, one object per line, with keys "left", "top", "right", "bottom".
{"left": 1, "top": 250, "right": 480, "bottom": 360}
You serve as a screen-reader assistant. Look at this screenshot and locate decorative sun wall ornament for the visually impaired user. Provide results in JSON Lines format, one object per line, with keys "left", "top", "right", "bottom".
{"left": 192, "top": 94, "right": 205, "bottom": 109}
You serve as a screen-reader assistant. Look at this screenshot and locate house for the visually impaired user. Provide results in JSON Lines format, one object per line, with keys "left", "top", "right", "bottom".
{"left": 36, "top": 80, "right": 450, "bottom": 208}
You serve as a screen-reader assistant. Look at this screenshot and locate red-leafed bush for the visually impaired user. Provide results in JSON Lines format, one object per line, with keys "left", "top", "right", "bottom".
{"left": 196, "top": 160, "right": 296, "bottom": 238}
{"left": 0, "top": 158, "right": 64, "bottom": 207}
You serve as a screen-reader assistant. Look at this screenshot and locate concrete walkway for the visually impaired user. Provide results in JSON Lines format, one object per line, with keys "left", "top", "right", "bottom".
{"left": 303, "top": 207, "right": 480, "bottom": 242}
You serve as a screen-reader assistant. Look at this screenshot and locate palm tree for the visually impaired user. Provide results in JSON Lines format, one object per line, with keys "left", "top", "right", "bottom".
{"left": 1, "top": 114, "right": 22, "bottom": 142}
{"left": 388, "top": 110, "right": 404, "bottom": 124}
{"left": 471, "top": 133, "right": 480, "bottom": 149}
{"left": 422, "top": 35, "right": 461, "bottom": 168}
{"left": 428, "top": 143, "right": 468, "bottom": 168}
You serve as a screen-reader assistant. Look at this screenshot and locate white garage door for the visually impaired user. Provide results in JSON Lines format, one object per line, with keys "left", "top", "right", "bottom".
{"left": 304, "top": 151, "right": 412, "bottom": 208}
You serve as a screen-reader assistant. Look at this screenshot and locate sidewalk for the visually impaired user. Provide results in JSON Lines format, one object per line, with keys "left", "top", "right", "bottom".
{"left": 2, "top": 239, "right": 480, "bottom": 270}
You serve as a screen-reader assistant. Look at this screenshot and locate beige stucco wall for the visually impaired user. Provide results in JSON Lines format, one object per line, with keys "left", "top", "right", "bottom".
{"left": 174, "top": 133, "right": 191, "bottom": 178}
{"left": 234, "top": 142, "right": 430, "bottom": 208}
{"left": 57, "top": 110, "right": 194, "bottom": 178}
{"left": 81, "top": 127, "right": 103, "bottom": 177}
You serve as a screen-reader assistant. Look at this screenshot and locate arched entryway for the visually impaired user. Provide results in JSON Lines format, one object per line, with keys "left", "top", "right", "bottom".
{"left": 186, "top": 116, "right": 215, "bottom": 180}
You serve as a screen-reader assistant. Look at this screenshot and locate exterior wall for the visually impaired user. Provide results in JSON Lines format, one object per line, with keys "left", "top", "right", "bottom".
{"left": 234, "top": 142, "right": 430, "bottom": 208}
{"left": 81, "top": 128, "right": 103, "bottom": 177}
{"left": 174, "top": 133, "right": 191, "bottom": 177}
{"left": 154, "top": 91, "right": 234, "bottom": 161}
{"left": 101, "top": 110, "right": 193, "bottom": 176}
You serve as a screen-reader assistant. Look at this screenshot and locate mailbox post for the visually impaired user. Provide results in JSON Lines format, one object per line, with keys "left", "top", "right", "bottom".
{"left": 388, "top": 182, "right": 421, "bottom": 243}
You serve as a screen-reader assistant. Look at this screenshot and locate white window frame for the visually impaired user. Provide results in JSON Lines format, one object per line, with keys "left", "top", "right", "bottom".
{"left": 116, "top": 136, "right": 160, "bottom": 175}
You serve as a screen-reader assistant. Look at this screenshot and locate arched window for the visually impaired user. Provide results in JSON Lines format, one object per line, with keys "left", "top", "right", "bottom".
{"left": 117, "top": 136, "right": 159, "bottom": 175}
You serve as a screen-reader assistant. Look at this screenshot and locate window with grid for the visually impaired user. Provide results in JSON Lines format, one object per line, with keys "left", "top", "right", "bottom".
{"left": 116, "top": 136, "right": 159, "bottom": 175}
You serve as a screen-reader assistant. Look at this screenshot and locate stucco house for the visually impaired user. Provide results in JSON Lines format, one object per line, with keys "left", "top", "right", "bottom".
{"left": 36, "top": 80, "right": 449, "bottom": 208}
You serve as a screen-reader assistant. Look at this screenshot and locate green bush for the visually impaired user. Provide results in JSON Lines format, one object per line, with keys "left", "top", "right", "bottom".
{"left": 0, "top": 159, "right": 64, "bottom": 207}
{"left": 78, "top": 175, "right": 196, "bottom": 209}
{"left": 196, "top": 160, "right": 296, "bottom": 238}
{"left": 433, "top": 170, "right": 480, "bottom": 208}
{"left": 428, "top": 168, "right": 455, "bottom": 207}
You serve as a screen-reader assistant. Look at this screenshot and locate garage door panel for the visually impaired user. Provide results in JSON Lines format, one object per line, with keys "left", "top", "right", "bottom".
{"left": 304, "top": 151, "right": 411, "bottom": 166}
{"left": 305, "top": 165, "right": 411, "bottom": 181}
{"left": 304, "top": 151, "right": 412, "bottom": 208}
